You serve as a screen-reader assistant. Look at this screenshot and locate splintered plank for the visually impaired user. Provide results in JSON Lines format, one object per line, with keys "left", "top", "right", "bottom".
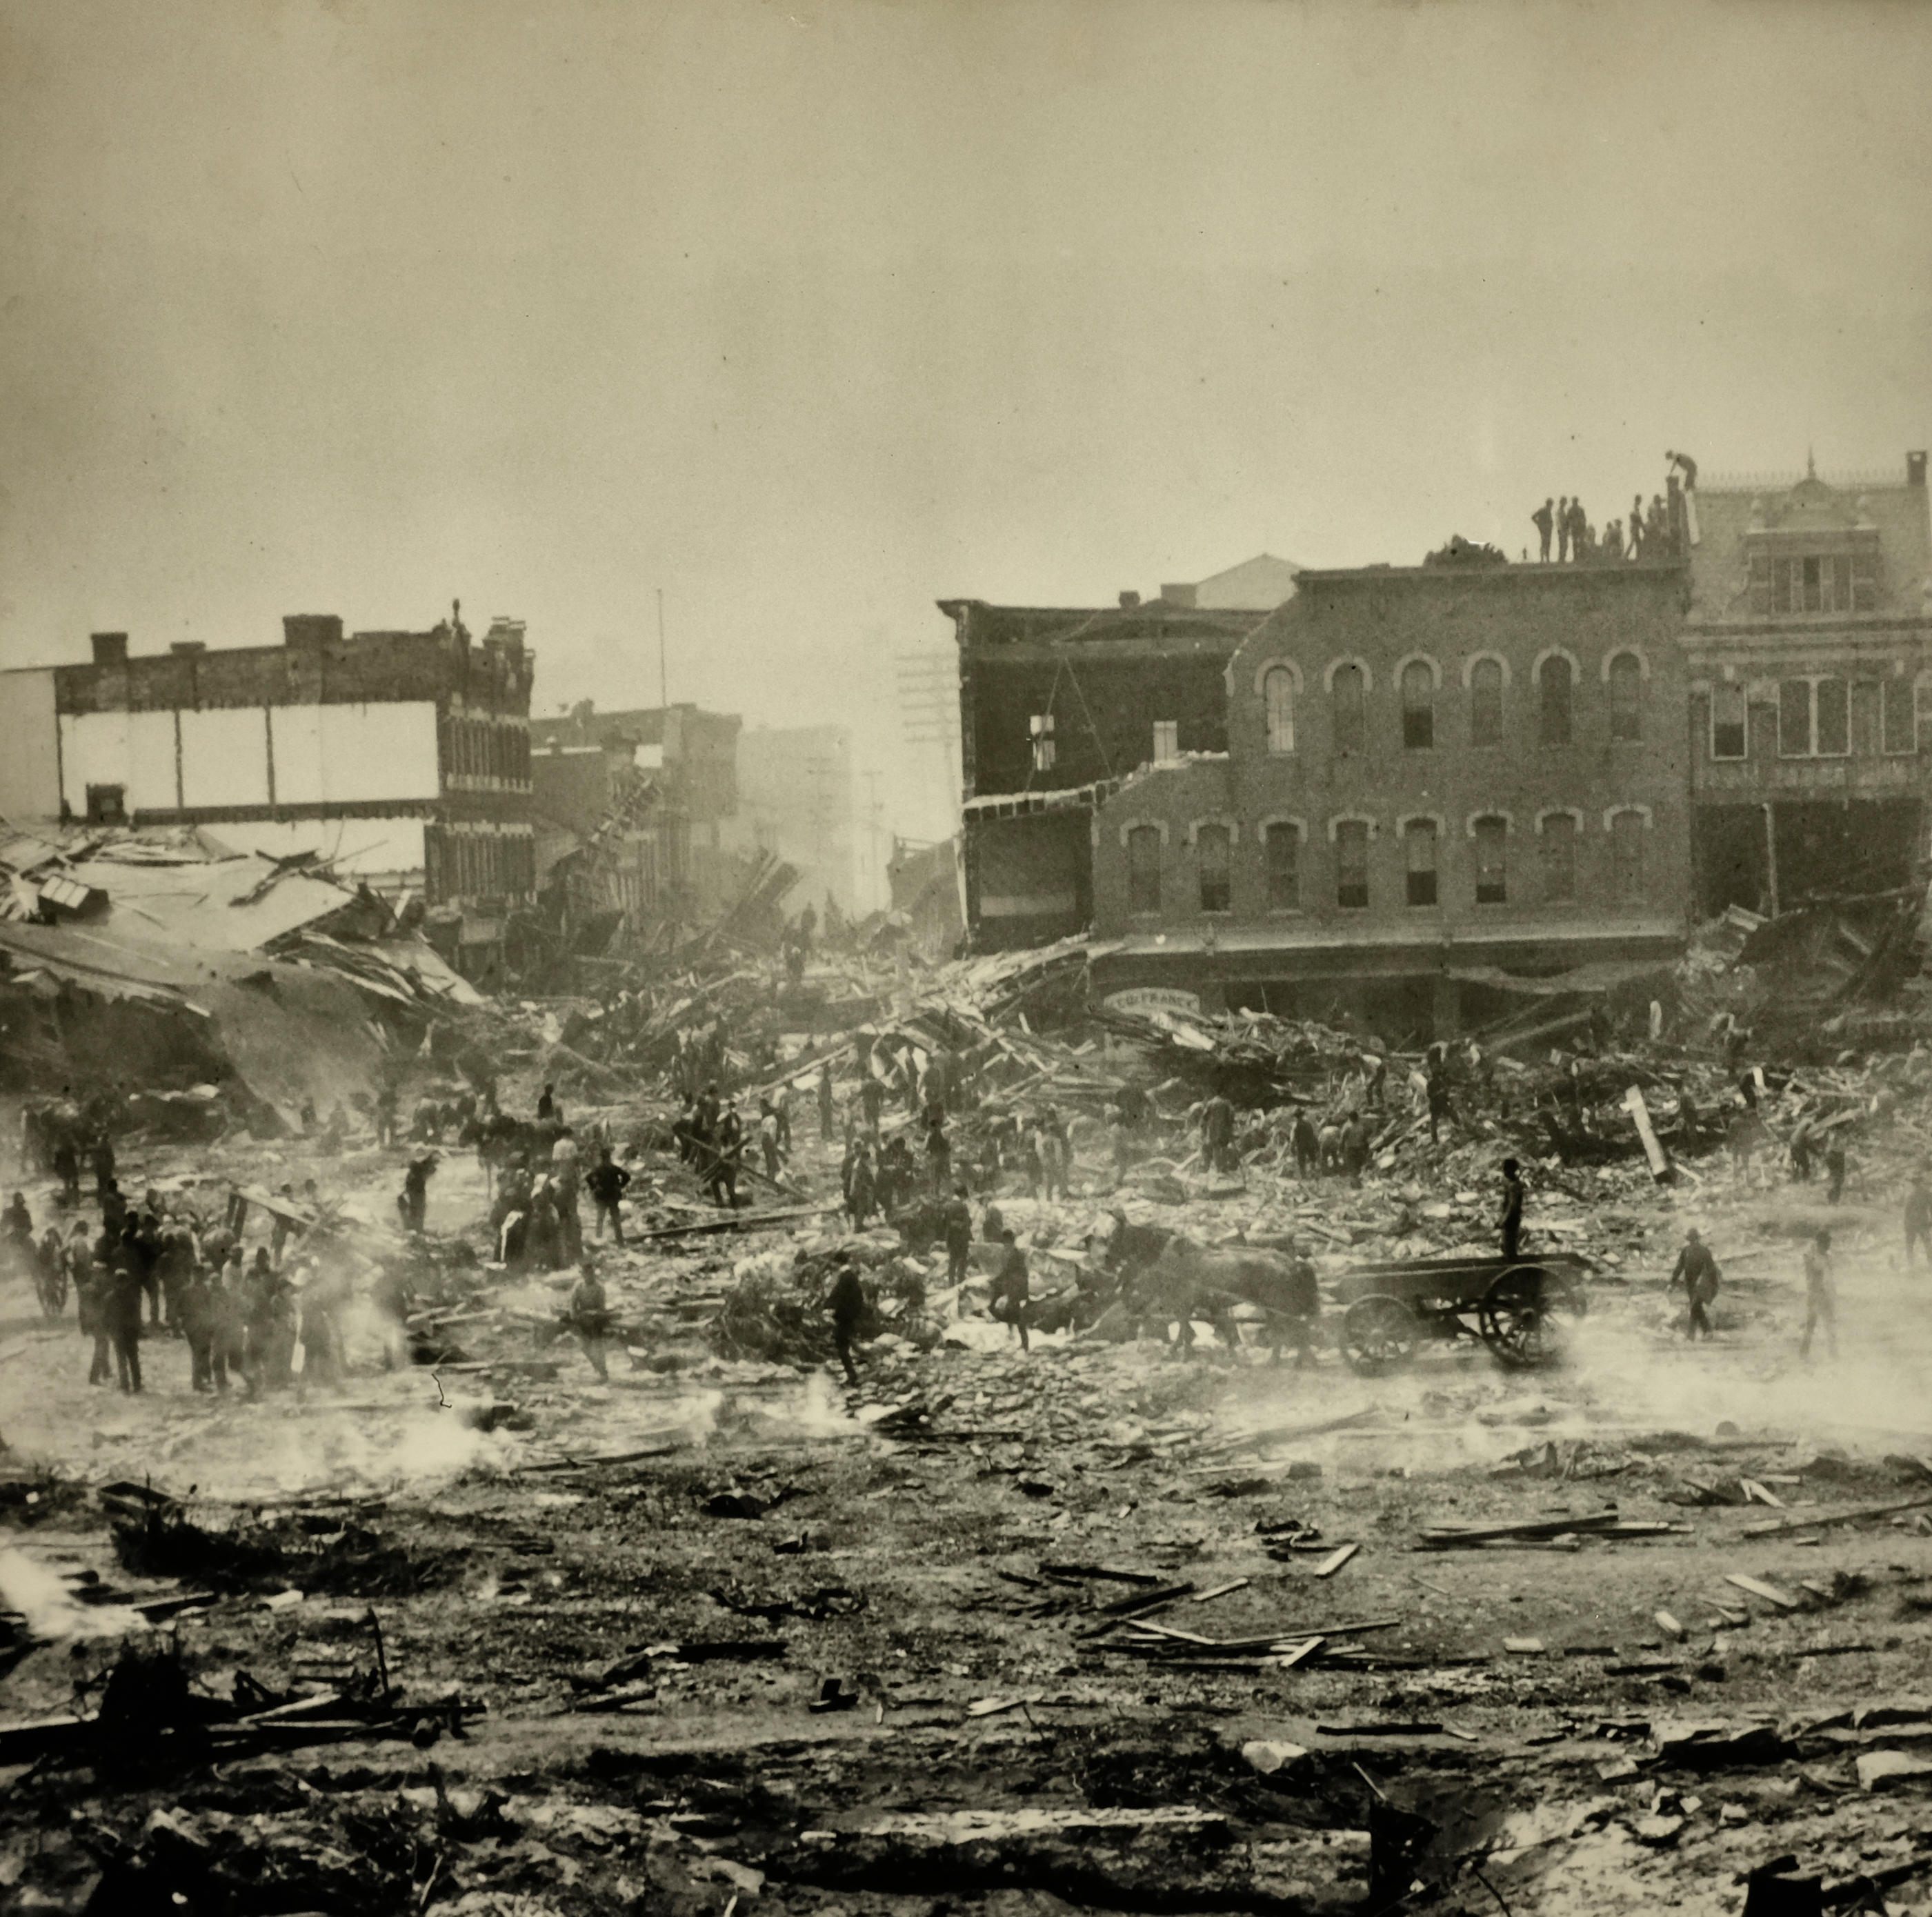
{"left": 1725, "top": 1573, "right": 1802, "bottom": 1611}
{"left": 1311, "top": 1544, "right": 1360, "bottom": 1579}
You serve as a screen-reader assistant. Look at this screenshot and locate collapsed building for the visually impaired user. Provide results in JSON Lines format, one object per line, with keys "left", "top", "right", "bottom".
{"left": 0, "top": 606, "right": 536, "bottom": 982}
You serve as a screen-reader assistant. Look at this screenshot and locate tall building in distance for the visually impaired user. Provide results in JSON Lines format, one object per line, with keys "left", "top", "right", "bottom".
{"left": 736, "top": 724, "right": 859, "bottom": 916}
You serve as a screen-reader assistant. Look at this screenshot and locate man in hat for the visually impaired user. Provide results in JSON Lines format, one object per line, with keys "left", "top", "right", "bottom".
{"left": 1497, "top": 1159, "right": 1525, "bottom": 1262}
{"left": 1670, "top": 1226, "right": 1721, "bottom": 1340}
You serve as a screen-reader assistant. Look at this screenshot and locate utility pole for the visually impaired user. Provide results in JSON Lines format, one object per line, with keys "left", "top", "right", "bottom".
{"left": 656, "top": 588, "right": 668, "bottom": 713}
{"left": 862, "top": 768, "right": 884, "bottom": 911}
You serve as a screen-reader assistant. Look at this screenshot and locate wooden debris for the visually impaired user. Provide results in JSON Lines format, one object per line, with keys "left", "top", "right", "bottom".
{"left": 1311, "top": 1543, "right": 1360, "bottom": 1579}
{"left": 1724, "top": 1573, "right": 1802, "bottom": 1611}
{"left": 1655, "top": 1610, "right": 1686, "bottom": 1640}
{"left": 1741, "top": 1494, "right": 1932, "bottom": 1538}
{"left": 1190, "top": 1578, "right": 1251, "bottom": 1605}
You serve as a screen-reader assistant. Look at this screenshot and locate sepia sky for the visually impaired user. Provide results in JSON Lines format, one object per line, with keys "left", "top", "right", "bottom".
{"left": 3, "top": 0, "right": 1930, "bottom": 840}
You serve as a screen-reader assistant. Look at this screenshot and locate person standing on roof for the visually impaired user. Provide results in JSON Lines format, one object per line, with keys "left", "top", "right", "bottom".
{"left": 1556, "top": 495, "right": 1571, "bottom": 563}
{"left": 1498, "top": 1158, "right": 1526, "bottom": 1262}
{"left": 1532, "top": 498, "right": 1554, "bottom": 563}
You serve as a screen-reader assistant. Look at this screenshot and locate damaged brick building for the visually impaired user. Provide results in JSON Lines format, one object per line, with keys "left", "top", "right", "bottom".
{"left": 0, "top": 605, "right": 535, "bottom": 975}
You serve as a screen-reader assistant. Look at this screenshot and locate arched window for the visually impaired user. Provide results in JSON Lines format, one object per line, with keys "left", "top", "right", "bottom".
{"left": 1611, "top": 811, "right": 1645, "bottom": 902}
{"left": 1538, "top": 655, "right": 1573, "bottom": 746}
{"left": 1332, "top": 664, "right": 1366, "bottom": 753}
{"left": 1404, "top": 817, "right": 1438, "bottom": 905}
{"left": 1335, "top": 820, "right": 1370, "bottom": 908}
{"left": 1196, "top": 824, "right": 1232, "bottom": 913}
{"left": 1540, "top": 813, "right": 1577, "bottom": 902}
{"left": 1263, "top": 667, "right": 1295, "bottom": 753}
{"left": 1127, "top": 826, "right": 1162, "bottom": 914}
{"left": 1470, "top": 657, "right": 1504, "bottom": 746}
{"left": 1401, "top": 660, "right": 1435, "bottom": 749}
{"left": 1473, "top": 815, "right": 1508, "bottom": 903}
{"left": 1608, "top": 652, "right": 1642, "bottom": 742}
{"left": 1264, "top": 822, "right": 1300, "bottom": 910}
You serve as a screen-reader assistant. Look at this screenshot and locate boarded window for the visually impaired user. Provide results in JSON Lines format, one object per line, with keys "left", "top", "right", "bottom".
{"left": 1401, "top": 661, "right": 1434, "bottom": 749}
{"left": 1335, "top": 820, "right": 1369, "bottom": 909}
{"left": 1538, "top": 655, "right": 1572, "bottom": 746}
{"left": 1263, "top": 668, "right": 1295, "bottom": 753}
{"left": 1473, "top": 816, "right": 1508, "bottom": 904}
{"left": 1470, "top": 658, "right": 1503, "bottom": 746}
{"left": 1152, "top": 720, "right": 1179, "bottom": 764}
{"left": 1608, "top": 652, "right": 1642, "bottom": 742}
{"left": 1197, "top": 824, "right": 1231, "bottom": 913}
{"left": 1264, "top": 822, "right": 1299, "bottom": 910}
{"left": 1712, "top": 683, "right": 1747, "bottom": 760}
{"left": 1779, "top": 679, "right": 1812, "bottom": 756}
{"left": 1815, "top": 677, "right": 1849, "bottom": 756}
{"left": 1030, "top": 713, "right": 1056, "bottom": 773}
{"left": 1127, "top": 826, "right": 1162, "bottom": 913}
{"left": 1611, "top": 811, "right": 1645, "bottom": 903}
{"left": 84, "top": 783, "right": 126, "bottom": 826}
{"left": 1884, "top": 677, "right": 1916, "bottom": 754}
{"left": 1541, "top": 814, "right": 1577, "bottom": 902}
{"left": 1404, "top": 818, "right": 1438, "bottom": 906}
{"left": 1332, "top": 664, "right": 1366, "bottom": 753}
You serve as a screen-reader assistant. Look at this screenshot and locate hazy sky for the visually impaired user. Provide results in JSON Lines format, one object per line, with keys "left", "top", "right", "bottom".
{"left": 3, "top": 0, "right": 1930, "bottom": 844}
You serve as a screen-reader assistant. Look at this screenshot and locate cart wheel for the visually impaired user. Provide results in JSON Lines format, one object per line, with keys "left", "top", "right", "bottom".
{"left": 1478, "top": 1264, "right": 1584, "bottom": 1368}
{"left": 1341, "top": 1294, "right": 1418, "bottom": 1375}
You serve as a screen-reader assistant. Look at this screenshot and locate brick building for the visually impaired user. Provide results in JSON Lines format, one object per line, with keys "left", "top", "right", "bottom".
{"left": 0, "top": 607, "right": 536, "bottom": 948}
{"left": 1682, "top": 454, "right": 1932, "bottom": 913}
{"left": 1087, "top": 559, "right": 1692, "bottom": 1040}
{"left": 942, "top": 555, "right": 1300, "bottom": 948}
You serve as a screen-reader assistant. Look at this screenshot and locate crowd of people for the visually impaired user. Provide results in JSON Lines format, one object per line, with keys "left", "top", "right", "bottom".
{"left": 1529, "top": 457, "right": 1695, "bottom": 566}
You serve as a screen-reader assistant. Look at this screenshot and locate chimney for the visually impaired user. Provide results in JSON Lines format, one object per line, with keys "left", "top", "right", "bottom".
{"left": 170, "top": 641, "right": 206, "bottom": 657}
{"left": 1910, "top": 451, "right": 1927, "bottom": 489}
{"left": 281, "top": 613, "right": 343, "bottom": 650}
{"left": 484, "top": 617, "right": 526, "bottom": 660}
{"left": 1119, "top": 590, "right": 1142, "bottom": 610}
{"left": 90, "top": 632, "right": 128, "bottom": 667}
{"left": 1160, "top": 582, "right": 1198, "bottom": 608}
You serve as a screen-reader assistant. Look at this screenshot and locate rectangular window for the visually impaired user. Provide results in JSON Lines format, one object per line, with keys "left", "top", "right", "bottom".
{"left": 1884, "top": 677, "right": 1917, "bottom": 755}
{"left": 1711, "top": 683, "right": 1747, "bottom": 760}
{"left": 1541, "top": 814, "right": 1577, "bottom": 903}
{"left": 1611, "top": 812, "right": 1644, "bottom": 902}
{"left": 1473, "top": 817, "right": 1508, "bottom": 904}
{"left": 1335, "top": 820, "right": 1369, "bottom": 910}
{"left": 1197, "top": 824, "right": 1231, "bottom": 913}
{"left": 1830, "top": 555, "right": 1852, "bottom": 612}
{"left": 1779, "top": 679, "right": 1812, "bottom": 756}
{"left": 1264, "top": 823, "right": 1299, "bottom": 911}
{"left": 1815, "top": 677, "right": 1849, "bottom": 756}
{"left": 1152, "top": 720, "right": 1179, "bottom": 764}
{"left": 1404, "top": 819, "right": 1437, "bottom": 906}
{"left": 1802, "top": 555, "right": 1823, "bottom": 613}
{"left": 1030, "top": 713, "right": 1056, "bottom": 773}
{"left": 1127, "top": 826, "right": 1162, "bottom": 914}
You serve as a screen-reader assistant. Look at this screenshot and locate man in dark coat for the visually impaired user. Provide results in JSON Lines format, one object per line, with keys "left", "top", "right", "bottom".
{"left": 1498, "top": 1158, "right": 1526, "bottom": 1261}
{"left": 827, "top": 1254, "right": 866, "bottom": 1387}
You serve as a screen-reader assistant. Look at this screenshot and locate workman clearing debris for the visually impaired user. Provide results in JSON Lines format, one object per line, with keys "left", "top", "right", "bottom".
{"left": 818, "top": 1064, "right": 835, "bottom": 1140}
{"left": 827, "top": 1253, "right": 866, "bottom": 1387}
{"left": 1906, "top": 1174, "right": 1932, "bottom": 1270}
{"left": 1671, "top": 1227, "right": 1721, "bottom": 1340}
{"left": 1291, "top": 1111, "right": 1319, "bottom": 1176}
{"left": 1199, "top": 1094, "right": 1236, "bottom": 1175}
{"left": 1279, "top": 1235, "right": 1320, "bottom": 1369}
{"left": 1800, "top": 1229, "right": 1838, "bottom": 1360}
{"left": 586, "top": 1146, "right": 630, "bottom": 1244}
{"left": 1824, "top": 1137, "right": 1849, "bottom": 1204}
{"left": 399, "top": 1154, "right": 436, "bottom": 1234}
{"left": 1498, "top": 1158, "right": 1525, "bottom": 1261}
{"left": 990, "top": 1228, "right": 1030, "bottom": 1352}
{"left": 568, "top": 1263, "right": 612, "bottom": 1380}
{"left": 942, "top": 1182, "right": 972, "bottom": 1287}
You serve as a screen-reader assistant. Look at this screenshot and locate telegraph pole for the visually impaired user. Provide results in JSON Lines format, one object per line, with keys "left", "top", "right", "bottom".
{"left": 655, "top": 588, "right": 668, "bottom": 712}
{"left": 862, "top": 768, "right": 884, "bottom": 911}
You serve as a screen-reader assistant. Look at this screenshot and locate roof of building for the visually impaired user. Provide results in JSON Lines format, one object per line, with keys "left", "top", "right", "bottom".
{"left": 1686, "top": 461, "right": 1932, "bottom": 620}
{"left": 1179, "top": 553, "right": 1303, "bottom": 610}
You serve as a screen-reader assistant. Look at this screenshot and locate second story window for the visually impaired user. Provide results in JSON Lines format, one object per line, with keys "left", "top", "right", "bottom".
{"left": 1469, "top": 658, "right": 1504, "bottom": 746}
{"left": 1611, "top": 810, "right": 1646, "bottom": 902}
{"left": 1608, "top": 652, "right": 1643, "bottom": 742}
{"left": 1126, "top": 825, "right": 1162, "bottom": 914}
{"left": 1780, "top": 677, "right": 1850, "bottom": 757}
{"left": 1263, "top": 667, "right": 1295, "bottom": 753}
{"left": 1335, "top": 820, "right": 1369, "bottom": 909}
{"left": 1152, "top": 720, "right": 1179, "bottom": 765}
{"left": 1774, "top": 553, "right": 1853, "bottom": 615}
{"left": 1884, "top": 677, "right": 1917, "bottom": 755}
{"left": 1030, "top": 713, "right": 1056, "bottom": 773}
{"left": 1332, "top": 664, "right": 1366, "bottom": 754}
{"left": 1404, "top": 817, "right": 1437, "bottom": 905}
{"left": 1537, "top": 655, "right": 1573, "bottom": 746}
{"left": 1401, "top": 661, "right": 1434, "bottom": 748}
{"left": 1264, "top": 822, "right": 1299, "bottom": 910}
{"left": 1540, "top": 813, "right": 1576, "bottom": 902}
{"left": 1473, "top": 815, "right": 1508, "bottom": 904}
{"left": 1712, "top": 682, "right": 1748, "bottom": 759}
{"left": 1197, "top": 824, "right": 1231, "bottom": 913}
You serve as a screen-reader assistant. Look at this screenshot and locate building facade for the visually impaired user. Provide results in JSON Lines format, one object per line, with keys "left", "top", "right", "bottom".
{"left": 1682, "top": 455, "right": 1932, "bottom": 914}
{"left": 942, "top": 554, "right": 1300, "bottom": 950}
{"left": 1088, "top": 560, "right": 1692, "bottom": 1040}
{"left": 0, "top": 609, "right": 536, "bottom": 934}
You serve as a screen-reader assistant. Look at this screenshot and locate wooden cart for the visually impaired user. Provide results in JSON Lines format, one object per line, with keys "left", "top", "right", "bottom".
{"left": 1331, "top": 1253, "right": 1591, "bottom": 1375}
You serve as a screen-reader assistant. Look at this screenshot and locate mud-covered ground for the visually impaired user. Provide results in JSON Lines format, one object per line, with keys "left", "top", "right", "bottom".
{"left": 4, "top": 1104, "right": 1932, "bottom": 1916}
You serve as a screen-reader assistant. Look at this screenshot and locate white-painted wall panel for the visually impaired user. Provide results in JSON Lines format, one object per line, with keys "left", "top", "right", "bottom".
{"left": 269, "top": 701, "right": 438, "bottom": 805}
{"left": 269, "top": 705, "right": 326, "bottom": 806}
{"left": 127, "top": 712, "right": 178, "bottom": 812}
{"left": 0, "top": 670, "right": 61, "bottom": 820}
{"left": 59, "top": 712, "right": 129, "bottom": 814}
{"left": 179, "top": 708, "right": 272, "bottom": 809}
